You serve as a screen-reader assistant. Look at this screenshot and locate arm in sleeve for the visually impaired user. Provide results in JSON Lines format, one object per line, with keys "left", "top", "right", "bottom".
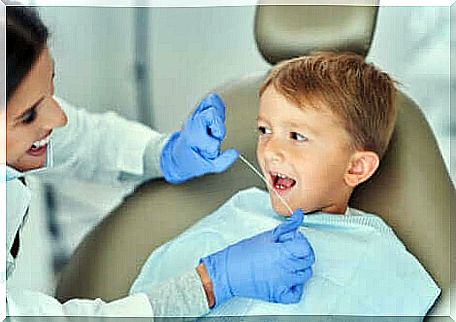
{"left": 47, "top": 96, "right": 169, "bottom": 186}
{"left": 7, "top": 271, "right": 209, "bottom": 318}
{"left": 140, "top": 269, "right": 210, "bottom": 318}
{"left": 7, "top": 287, "right": 154, "bottom": 317}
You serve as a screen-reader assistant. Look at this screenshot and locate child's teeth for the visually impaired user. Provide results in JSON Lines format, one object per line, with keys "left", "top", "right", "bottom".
{"left": 273, "top": 172, "right": 288, "bottom": 179}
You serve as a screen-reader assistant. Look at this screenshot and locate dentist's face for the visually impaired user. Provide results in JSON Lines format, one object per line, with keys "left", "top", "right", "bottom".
{"left": 256, "top": 86, "right": 354, "bottom": 216}
{"left": 6, "top": 47, "right": 67, "bottom": 172}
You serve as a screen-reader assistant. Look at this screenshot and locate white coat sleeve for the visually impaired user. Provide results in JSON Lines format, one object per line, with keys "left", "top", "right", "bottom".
{"left": 47, "top": 96, "right": 169, "bottom": 186}
{"left": 7, "top": 286, "right": 154, "bottom": 317}
{"left": 7, "top": 270, "right": 209, "bottom": 318}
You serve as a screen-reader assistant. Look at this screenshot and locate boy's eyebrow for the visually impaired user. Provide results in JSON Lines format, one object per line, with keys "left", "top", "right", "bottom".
{"left": 256, "top": 116, "right": 316, "bottom": 133}
{"left": 289, "top": 120, "right": 303, "bottom": 128}
{"left": 289, "top": 120, "right": 310, "bottom": 129}
{"left": 288, "top": 120, "right": 316, "bottom": 134}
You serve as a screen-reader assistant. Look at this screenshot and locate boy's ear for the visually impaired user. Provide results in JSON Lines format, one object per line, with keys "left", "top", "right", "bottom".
{"left": 344, "top": 151, "right": 380, "bottom": 188}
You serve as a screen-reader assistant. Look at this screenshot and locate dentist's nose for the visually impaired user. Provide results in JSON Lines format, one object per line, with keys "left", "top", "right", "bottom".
{"left": 40, "top": 98, "right": 68, "bottom": 131}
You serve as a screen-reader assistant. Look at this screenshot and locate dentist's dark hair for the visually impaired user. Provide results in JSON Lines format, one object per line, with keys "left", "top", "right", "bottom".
{"left": 6, "top": 3, "right": 49, "bottom": 101}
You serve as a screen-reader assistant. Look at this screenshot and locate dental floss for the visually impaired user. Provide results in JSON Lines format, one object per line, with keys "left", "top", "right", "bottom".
{"left": 238, "top": 154, "right": 294, "bottom": 216}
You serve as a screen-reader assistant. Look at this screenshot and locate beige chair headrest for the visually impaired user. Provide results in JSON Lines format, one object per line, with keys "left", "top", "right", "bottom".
{"left": 254, "top": 4, "right": 379, "bottom": 64}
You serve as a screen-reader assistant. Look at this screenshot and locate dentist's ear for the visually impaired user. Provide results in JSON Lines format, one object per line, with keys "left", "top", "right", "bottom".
{"left": 344, "top": 151, "right": 380, "bottom": 188}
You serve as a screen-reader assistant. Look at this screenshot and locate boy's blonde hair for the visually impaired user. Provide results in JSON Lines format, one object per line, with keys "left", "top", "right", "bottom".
{"left": 259, "top": 52, "right": 397, "bottom": 158}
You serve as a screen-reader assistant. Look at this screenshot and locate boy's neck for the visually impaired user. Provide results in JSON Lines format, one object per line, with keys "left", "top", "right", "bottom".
{"left": 319, "top": 188, "right": 352, "bottom": 215}
{"left": 319, "top": 203, "right": 349, "bottom": 215}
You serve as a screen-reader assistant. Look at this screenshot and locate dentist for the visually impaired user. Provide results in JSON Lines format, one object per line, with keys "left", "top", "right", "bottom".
{"left": 3, "top": 5, "right": 314, "bottom": 317}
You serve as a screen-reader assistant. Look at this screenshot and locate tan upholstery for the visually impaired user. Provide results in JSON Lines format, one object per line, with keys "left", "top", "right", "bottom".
{"left": 255, "top": 5, "right": 378, "bottom": 63}
{"left": 56, "top": 5, "right": 455, "bottom": 320}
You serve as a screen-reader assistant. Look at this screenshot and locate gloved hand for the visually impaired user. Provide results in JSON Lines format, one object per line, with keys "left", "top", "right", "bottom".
{"left": 160, "top": 93, "right": 239, "bottom": 184}
{"left": 200, "top": 209, "right": 315, "bottom": 308}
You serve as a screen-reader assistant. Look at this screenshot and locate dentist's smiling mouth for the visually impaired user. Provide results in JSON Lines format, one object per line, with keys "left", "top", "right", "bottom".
{"left": 27, "top": 133, "right": 51, "bottom": 157}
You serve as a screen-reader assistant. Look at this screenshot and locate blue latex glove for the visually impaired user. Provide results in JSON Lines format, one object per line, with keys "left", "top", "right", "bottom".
{"left": 200, "top": 209, "right": 315, "bottom": 308}
{"left": 160, "top": 93, "right": 239, "bottom": 184}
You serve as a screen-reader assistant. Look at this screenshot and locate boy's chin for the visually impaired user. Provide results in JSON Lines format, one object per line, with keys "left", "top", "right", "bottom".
{"left": 271, "top": 200, "right": 293, "bottom": 217}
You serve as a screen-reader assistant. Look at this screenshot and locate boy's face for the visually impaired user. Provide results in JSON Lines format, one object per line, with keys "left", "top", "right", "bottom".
{"left": 257, "top": 86, "right": 354, "bottom": 216}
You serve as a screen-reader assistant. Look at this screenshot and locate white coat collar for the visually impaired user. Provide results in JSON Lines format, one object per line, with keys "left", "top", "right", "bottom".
{"left": 3, "top": 176, "right": 31, "bottom": 280}
{"left": 1, "top": 141, "right": 52, "bottom": 279}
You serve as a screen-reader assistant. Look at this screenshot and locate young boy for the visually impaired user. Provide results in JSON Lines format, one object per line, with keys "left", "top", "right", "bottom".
{"left": 130, "top": 52, "right": 440, "bottom": 318}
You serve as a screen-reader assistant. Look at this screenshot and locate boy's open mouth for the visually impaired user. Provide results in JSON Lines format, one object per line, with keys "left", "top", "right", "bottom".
{"left": 270, "top": 171, "right": 296, "bottom": 195}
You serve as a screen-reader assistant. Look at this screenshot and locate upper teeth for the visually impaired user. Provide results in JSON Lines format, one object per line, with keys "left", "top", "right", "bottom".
{"left": 32, "top": 134, "right": 51, "bottom": 148}
{"left": 272, "top": 172, "right": 289, "bottom": 179}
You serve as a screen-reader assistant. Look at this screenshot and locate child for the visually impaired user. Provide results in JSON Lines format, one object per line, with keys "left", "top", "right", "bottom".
{"left": 130, "top": 52, "right": 441, "bottom": 319}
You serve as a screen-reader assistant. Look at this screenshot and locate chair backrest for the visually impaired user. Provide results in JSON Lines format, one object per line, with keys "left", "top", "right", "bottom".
{"left": 255, "top": 5, "right": 378, "bottom": 63}
{"left": 56, "top": 5, "right": 455, "bottom": 319}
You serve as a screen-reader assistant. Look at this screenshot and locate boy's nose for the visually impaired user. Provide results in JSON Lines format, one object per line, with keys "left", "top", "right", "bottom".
{"left": 40, "top": 97, "right": 68, "bottom": 131}
{"left": 263, "top": 138, "right": 285, "bottom": 163}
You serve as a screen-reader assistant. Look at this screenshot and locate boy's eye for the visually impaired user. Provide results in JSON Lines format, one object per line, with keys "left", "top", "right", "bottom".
{"left": 290, "top": 131, "right": 308, "bottom": 142}
{"left": 21, "top": 107, "right": 37, "bottom": 124}
{"left": 257, "top": 126, "right": 272, "bottom": 135}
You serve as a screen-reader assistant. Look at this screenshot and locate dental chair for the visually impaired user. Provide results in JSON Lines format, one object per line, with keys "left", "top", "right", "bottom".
{"left": 56, "top": 5, "right": 455, "bottom": 321}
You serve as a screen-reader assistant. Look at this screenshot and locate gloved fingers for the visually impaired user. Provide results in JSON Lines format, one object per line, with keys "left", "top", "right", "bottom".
{"left": 206, "top": 93, "right": 226, "bottom": 121}
{"left": 208, "top": 114, "right": 226, "bottom": 141}
{"left": 289, "top": 267, "right": 313, "bottom": 286}
{"left": 272, "top": 209, "right": 304, "bottom": 241}
{"left": 197, "top": 135, "right": 221, "bottom": 160}
{"left": 282, "top": 254, "right": 315, "bottom": 272}
{"left": 282, "top": 234, "right": 315, "bottom": 259}
{"left": 199, "top": 107, "right": 226, "bottom": 141}
{"left": 275, "top": 229, "right": 301, "bottom": 243}
{"left": 190, "top": 110, "right": 223, "bottom": 159}
{"left": 290, "top": 284, "right": 304, "bottom": 303}
{"left": 193, "top": 93, "right": 226, "bottom": 122}
{"left": 193, "top": 93, "right": 215, "bottom": 115}
{"left": 278, "top": 284, "right": 304, "bottom": 304}
{"left": 209, "top": 148, "right": 240, "bottom": 173}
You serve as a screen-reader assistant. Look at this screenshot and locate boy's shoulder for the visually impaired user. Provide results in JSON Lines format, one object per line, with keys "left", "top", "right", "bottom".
{"left": 346, "top": 207, "right": 411, "bottom": 250}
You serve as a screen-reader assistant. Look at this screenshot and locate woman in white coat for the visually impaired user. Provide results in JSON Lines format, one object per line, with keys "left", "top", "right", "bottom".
{"left": 2, "top": 5, "right": 315, "bottom": 318}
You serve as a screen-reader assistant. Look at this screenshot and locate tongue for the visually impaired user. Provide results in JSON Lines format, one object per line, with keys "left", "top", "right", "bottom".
{"left": 276, "top": 177, "right": 295, "bottom": 188}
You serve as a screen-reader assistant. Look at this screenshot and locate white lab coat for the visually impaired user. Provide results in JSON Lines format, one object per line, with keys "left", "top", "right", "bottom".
{"left": 4, "top": 97, "right": 167, "bottom": 317}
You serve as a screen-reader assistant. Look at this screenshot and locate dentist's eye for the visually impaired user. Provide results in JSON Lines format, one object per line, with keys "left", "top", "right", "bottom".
{"left": 290, "top": 131, "right": 308, "bottom": 142}
{"left": 257, "top": 126, "right": 272, "bottom": 136}
{"left": 21, "top": 107, "right": 37, "bottom": 124}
